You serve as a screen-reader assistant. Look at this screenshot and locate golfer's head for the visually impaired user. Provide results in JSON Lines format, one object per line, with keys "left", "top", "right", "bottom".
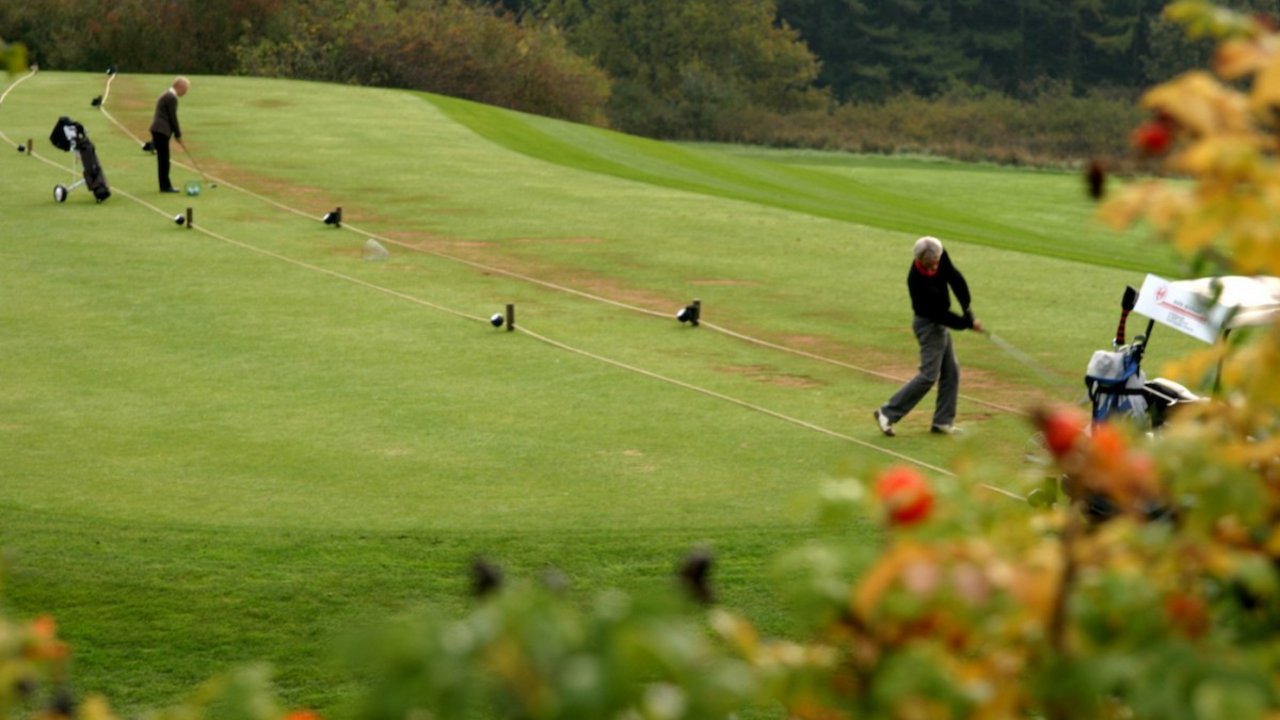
{"left": 173, "top": 77, "right": 190, "bottom": 96}
{"left": 913, "top": 236, "right": 943, "bottom": 271}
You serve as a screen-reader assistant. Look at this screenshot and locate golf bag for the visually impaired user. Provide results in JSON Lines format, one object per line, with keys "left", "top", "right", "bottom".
{"left": 1085, "top": 344, "right": 1149, "bottom": 425}
{"left": 50, "top": 116, "right": 111, "bottom": 203}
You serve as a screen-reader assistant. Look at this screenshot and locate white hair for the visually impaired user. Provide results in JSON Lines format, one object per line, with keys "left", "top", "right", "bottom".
{"left": 913, "top": 236, "right": 943, "bottom": 262}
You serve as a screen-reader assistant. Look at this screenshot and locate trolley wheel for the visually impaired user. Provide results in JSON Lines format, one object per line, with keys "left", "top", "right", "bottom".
{"left": 54, "top": 184, "right": 68, "bottom": 203}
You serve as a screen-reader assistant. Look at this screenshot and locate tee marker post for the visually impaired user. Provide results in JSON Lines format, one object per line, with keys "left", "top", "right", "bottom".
{"left": 186, "top": 207, "right": 193, "bottom": 229}
{"left": 677, "top": 298, "right": 701, "bottom": 326}
{"left": 506, "top": 303, "right": 515, "bottom": 331}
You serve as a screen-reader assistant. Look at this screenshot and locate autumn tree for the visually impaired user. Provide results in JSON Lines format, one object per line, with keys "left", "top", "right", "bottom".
{"left": 532, "top": 0, "right": 826, "bottom": 138}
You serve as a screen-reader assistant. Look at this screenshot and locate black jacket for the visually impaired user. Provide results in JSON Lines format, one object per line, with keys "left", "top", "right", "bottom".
{"left": 150, "top": 90, "right": 181, "bottom": 139}
{"left": 907, "top": 251, "right": 974, "bottom": 330}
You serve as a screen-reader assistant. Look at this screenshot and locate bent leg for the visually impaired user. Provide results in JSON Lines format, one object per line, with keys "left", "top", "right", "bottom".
{"left": 881, "top": 318, "right": 947, "bottom": 423}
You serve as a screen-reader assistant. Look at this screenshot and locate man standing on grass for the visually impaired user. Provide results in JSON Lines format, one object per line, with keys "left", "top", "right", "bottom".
{"left": 873, "top": 236, "right": 983, "bottom": 437}
{"left": 150, "top": 76, "right": 189, "bottom": 193}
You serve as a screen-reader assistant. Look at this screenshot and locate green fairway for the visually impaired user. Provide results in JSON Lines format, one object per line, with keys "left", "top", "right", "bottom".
{"left": 1, "top": 72, "right": 1201, "bottom": 714}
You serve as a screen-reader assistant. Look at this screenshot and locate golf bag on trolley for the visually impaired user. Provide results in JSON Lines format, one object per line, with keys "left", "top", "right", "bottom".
{"left": 1085, "top": 285, "right": 1201, "bottom": 431}
{"left": 50, "top": 116, "right": 111, "bottom": 203}
{"left": 1085, "top": 343, "right": 1149, "bottom": 426}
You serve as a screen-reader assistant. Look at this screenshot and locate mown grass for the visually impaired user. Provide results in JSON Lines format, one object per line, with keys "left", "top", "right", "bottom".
{"left": 433, "top": 95, "right": 1180, "bottom": 275}
{"left": 0, "top": 72, "right": 1200, "bottom": 715}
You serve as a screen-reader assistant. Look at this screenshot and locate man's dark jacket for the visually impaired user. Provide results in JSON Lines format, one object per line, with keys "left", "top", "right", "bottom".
{"left": 907, "top": 251, "right": 974, "bottom": 330}
{"left": 150, "top": 91, "right": 181, "bottom": 139}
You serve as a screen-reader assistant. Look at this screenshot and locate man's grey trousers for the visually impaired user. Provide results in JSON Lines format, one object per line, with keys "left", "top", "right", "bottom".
{"left": 880, "top": 315, "right": 959, "bottom": 428}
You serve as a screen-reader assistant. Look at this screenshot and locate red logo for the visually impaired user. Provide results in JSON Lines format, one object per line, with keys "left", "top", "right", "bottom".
{"left": 1155, "top": 285, "right": 1168, "bottom": 302}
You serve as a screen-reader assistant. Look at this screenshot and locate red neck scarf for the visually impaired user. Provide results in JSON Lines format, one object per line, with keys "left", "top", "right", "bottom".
{"left": 914, "top": 259, "right": 939, "bottom": 277}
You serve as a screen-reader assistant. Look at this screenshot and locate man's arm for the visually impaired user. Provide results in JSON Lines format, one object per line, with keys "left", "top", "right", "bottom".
{"left": 166, "top": 95, "right": 181, "bottom": 140}
{"left": 941, "top": 252, "right": 971, "bottom": 311}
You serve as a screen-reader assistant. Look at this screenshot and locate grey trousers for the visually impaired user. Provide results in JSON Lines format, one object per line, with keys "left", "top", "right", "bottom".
{"left": 880, "top": 315, "right": 959, "bottom": 427}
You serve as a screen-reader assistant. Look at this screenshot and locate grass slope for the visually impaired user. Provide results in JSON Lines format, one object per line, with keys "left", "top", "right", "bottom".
{"left": 0, "top": 72, "right": 1199, "bottom": 714}
{"left": 433, "top": 95, "right": 1180, "bottom": 275}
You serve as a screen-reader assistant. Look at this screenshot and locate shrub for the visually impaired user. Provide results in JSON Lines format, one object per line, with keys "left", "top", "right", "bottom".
{"left": 728, "top": 85, "right": 1146, "bottom": 168}
{"left": 231, "top": 0, "right": 610, "bottom": 126}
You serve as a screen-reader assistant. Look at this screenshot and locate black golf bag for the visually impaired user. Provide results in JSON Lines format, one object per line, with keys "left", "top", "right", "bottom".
{"left": 50, "top": 116, "right": 111, "bottom": 203}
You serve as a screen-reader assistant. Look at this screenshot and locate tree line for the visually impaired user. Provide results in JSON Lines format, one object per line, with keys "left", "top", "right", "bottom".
{"left": 3, "top": 0, "right": 1276, "bottom": 163}
{"left": 499, "top": 0, "right": 1234, "bottom": 102}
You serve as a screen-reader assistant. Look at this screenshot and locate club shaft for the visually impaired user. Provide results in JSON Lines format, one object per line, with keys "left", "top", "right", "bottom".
{"left": 181, "top": 143, "right": 210, "bottom": 181}
{"left": 986, "top": 332, "right": 1058, "bottom": 387}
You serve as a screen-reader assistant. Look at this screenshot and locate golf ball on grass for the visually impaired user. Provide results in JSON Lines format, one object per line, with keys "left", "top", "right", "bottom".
{"left": 490, "top": 313, "right": 505, "bottom": 327}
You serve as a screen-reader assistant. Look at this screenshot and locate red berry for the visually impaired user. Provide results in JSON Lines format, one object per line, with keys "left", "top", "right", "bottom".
{"left": 1131, "top": 120, "right": 1173, "bottom": 155}
{"left": 1164, "top": 593, "right": 1209, "bottom": 638}
{"left": 874, "top": 466, "right": 934, "bottom": 526}
{"left": 1035, "top": 406, "right": 1087, "bottom": 459}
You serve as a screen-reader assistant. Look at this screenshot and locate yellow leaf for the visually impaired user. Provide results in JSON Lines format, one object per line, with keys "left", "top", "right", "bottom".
{"left": 1213, "top": 38, "right": 1271, "bottom": 79}
{"left": 1143, "top": 71, "right": 1250, "bottom": 136}
{"left": 1163, "top": 346, "right": 1226, "bottom": 387}
{"left": 79, "top": 696, "right": 117, "bottom": 720}
{"left": 709, "top": 609, "right": 760, "bottom": 657}
{"left": 1229, "top": 226, "right": 1279, "bottom": 275}
{"left": 1096, "top": 181, "right": 1176, "bottom": 231}
{"left": 1252, "top": 55, "right": 1280, "bottom": 113}
{"left": 851, "top": 543, "right": 931, "bottom": 620}
{"left": 1172, "top": 136, "right": 1262, "bottom": 178}
{"left": 1147, "top": 186, "right": 1192, "bottom": 235}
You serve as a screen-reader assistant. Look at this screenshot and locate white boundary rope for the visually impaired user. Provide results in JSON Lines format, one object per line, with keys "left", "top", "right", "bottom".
{"left": 0, "top": 67, "right": 39, "bottom": 146}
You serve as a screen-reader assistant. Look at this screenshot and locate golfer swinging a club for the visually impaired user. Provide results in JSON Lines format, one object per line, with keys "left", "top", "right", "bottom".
{"left": 150, "top": 76, "right": 189, "bottom": 193}
{"left": 874, "top": 236, "right": 983, "bottom": 437}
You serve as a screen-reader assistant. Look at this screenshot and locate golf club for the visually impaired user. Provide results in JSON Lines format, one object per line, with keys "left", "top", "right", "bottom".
{"left": 983, "top": 329, "right": 1060, "bottom": 387}
{"left": 178, "top": 139, "right": 217, "bottom": 188}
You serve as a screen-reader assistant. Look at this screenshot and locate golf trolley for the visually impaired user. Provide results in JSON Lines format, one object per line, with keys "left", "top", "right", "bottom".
{"left": 1085, "top": 275, "right": 1280, "bottom": 430}
{"left": 50, "top": 116, "right": 111, "bottom": 203}
{"left": 1058, "top": 275, "right": 1280, "bottom": 521}
{"left": 1085, "top": 285, "right": 1198, "bottom": 430}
